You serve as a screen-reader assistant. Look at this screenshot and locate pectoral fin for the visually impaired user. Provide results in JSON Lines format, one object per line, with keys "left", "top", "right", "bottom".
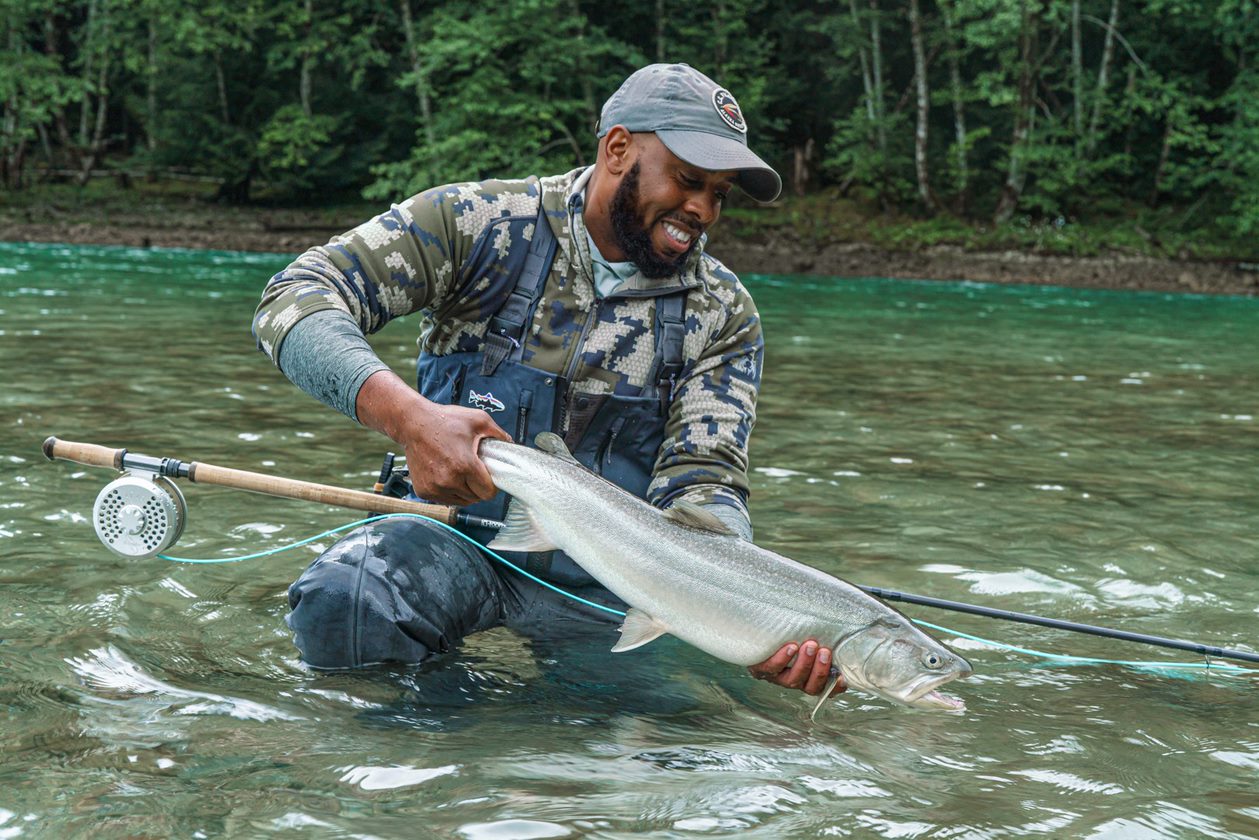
{"left": 809, "top": 670, "right": 844, "bottom": 721}
{"left": 485, "top": 497, "right": 558, "bottom": 552}
{"left": 662, "top": 501, "right": 739, "bottom": 536}
{"left": 611, "top": 607, "right": 670, "bottom": 652}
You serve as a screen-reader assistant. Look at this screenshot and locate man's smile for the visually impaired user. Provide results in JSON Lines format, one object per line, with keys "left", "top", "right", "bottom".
{"left": 655, "top": 216, "right": 700, "bottom": 257}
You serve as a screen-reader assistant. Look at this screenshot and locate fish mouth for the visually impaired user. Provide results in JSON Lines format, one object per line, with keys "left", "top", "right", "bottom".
{"left": 901, "top": 672, "right": 969, "bottom": 711}
{"left": 908, "top": 687, "right": 966, "bottom": 712}
{"left": 844, "top": 668, "right": 968, "bottom": 712}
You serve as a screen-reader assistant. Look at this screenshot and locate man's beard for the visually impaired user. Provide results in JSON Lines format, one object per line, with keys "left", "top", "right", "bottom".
{"left": 609, "top": 162, "right": 697, "bottom": 279}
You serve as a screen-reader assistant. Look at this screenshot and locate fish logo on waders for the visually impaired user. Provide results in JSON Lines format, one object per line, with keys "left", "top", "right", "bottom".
{"left": 469, "top": 390, "right": 506, "bottom": 413}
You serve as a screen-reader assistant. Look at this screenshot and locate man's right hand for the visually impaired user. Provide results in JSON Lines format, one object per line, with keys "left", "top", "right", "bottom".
{"left": 355, "top": 370, "right": 511, "bottom": 506}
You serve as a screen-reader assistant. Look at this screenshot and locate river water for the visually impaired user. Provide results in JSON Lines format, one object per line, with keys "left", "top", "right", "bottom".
{"left": 1, "top": 241, "right": 1257, "bottom": 838}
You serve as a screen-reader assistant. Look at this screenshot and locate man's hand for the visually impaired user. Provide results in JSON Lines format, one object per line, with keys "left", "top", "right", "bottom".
{"left": 748, "top": 640, "right": 847, "bottom": 697}
{"left": 355, "top": 370, "right": 511, "bottom": 506}
{"left": 398, "top": 402, "right": 511, "bottom": 505}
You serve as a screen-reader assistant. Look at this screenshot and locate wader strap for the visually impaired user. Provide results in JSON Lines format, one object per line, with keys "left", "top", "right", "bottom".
{"left": 651, "top": 292, "right": 687, "bottom": 407}
{"left": 481, "top": 212, "right": 558, "bottom": 376}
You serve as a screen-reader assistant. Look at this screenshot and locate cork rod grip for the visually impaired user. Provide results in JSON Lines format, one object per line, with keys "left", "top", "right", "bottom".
{"left": 43, "top": 437, "right": 126, "bottom": 470}
{"left": 42, "top": 436, "right": 459, "bottom": 526}
{"left": 187, "top": 461, "right": 459, "bottom": 525}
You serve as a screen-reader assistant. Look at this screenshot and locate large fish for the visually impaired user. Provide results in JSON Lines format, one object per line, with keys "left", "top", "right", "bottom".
{"left": 481, "top": 434, "right": 972, "bottom": 716}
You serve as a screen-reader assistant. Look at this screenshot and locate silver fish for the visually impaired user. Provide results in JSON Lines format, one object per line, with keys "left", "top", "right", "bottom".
{"left": 481, "top": 434, "right": 972, "bottom": 716}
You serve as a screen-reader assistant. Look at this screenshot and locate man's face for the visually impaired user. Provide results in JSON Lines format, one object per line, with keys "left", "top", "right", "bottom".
{"left": 608, "top": 136, "right": 736, "bottom": 279}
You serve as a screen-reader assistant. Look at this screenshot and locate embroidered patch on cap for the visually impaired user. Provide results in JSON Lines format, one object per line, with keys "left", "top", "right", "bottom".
{"left": 712, "top": 89, "right": 747, "bottom": 134}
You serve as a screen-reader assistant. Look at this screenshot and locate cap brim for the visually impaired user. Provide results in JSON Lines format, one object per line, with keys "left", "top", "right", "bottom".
{"left": 655, "top": 129, "right": 782, "bottom": 203}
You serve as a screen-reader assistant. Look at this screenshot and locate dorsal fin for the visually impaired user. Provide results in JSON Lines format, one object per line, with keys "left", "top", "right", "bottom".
{"left": 662, "top": 500, "right": 739, "bottom": 536}
{"left": 534, "top": 432, "right": 580, "bottom": 466}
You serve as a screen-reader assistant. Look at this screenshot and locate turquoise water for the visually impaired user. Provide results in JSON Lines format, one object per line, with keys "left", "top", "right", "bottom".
{"left": 2, "top": 241, "right": 1257, "bottom": 837}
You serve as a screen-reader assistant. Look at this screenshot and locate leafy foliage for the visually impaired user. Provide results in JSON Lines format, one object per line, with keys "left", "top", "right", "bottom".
{"left": 1, "top": 0, "right": 1258, "bottom": 244}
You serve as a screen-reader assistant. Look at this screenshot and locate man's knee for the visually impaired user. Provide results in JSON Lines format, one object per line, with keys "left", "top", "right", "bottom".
{"left": 286, "top": 517, "right": 501, "bottom": 669}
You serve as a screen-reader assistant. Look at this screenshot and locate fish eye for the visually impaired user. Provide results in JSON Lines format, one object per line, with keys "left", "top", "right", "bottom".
{"left": 923, "top": 653, "right": 943, "bottom": 669}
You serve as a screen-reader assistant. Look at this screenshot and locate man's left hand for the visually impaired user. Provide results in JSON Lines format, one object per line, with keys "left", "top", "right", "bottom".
{"left": 748, "top": 640, "right": 847, "bottom": 697}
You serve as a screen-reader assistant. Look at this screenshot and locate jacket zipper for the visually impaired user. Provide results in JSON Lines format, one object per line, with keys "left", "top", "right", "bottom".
{"left": 597, "top": 416, "right": 627, "bottom": 474}
{"left": 515, "top": 389, "right": 534, "bottom": 443}
{"left": 558, "top": 301, "right": 600, "bottom": 428}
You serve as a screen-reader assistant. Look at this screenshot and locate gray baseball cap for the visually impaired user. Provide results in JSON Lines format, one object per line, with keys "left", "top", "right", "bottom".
{"left": 598, "top": 63, "right": 782, "bottom": 203}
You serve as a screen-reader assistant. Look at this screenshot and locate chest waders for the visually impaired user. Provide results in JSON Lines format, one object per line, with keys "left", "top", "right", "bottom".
{"left": 285, "top": 207, "right": 689, "bottom": 667}
{"left": 415, "top": 208, "right": 686, "bottom": 588}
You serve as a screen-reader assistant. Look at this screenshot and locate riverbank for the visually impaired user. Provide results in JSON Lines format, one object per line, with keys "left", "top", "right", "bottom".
{"left": 3, "top": 181, "right": 1256, "bottom": 296}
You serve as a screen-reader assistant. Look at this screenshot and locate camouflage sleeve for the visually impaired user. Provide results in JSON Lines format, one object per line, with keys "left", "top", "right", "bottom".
{"left": 648, "top": 267, "right": 762, "bottom": 524}
{"left": 251, "top": 185, "right": 481, "bottom": 362}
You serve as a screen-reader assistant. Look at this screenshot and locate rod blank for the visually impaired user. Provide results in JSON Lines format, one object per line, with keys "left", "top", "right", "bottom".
{"left": 861, "top": 585, "right": 1259, "bottom": 666}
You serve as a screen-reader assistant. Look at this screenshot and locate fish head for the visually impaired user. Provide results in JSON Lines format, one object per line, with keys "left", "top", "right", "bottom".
{"left": 833, "top": 619, "right": 972, "bottom": 711}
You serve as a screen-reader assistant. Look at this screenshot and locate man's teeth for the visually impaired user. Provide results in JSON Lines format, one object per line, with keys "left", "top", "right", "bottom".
{"left": 663, "top": 222, "right": 692, "bottom": 244}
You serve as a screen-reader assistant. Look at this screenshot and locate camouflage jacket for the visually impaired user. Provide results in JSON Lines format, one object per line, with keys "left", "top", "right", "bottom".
{"left": 253, "top": 168, "right": 763, "bottom": 517}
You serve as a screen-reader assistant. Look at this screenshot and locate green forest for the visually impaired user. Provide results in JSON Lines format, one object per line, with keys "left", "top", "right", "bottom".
{"left": 2, "top": 0, "right": 1258, "bottom": 247}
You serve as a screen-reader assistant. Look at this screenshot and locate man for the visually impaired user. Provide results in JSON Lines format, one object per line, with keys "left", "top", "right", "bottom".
{"left": 253, "top": 63, "right": 844, "bottom": 701}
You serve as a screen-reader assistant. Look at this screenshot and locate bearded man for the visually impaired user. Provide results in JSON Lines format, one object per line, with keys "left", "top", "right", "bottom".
{"left": 253, "top": 63, "right": 843, "bottom": 700}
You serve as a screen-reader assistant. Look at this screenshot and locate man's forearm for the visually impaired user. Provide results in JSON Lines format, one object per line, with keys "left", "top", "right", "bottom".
{"left": 275, "top": 310, "right": 390, "bottom": 422}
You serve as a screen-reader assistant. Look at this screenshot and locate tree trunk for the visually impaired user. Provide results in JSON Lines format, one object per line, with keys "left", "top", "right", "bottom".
{"left": 868, "top": 0, "right": 887, "bottom": 153}
{"left": 214, "top": 51, "right": 231, "bottom": 126}
{"left": 1071, "top": 0, "right": 1083, "bottom": 140}
{"left": 300, "top": 0, "right": 314, "bottom": 117}
{"left": 37, "top": 121, "right": 54, "bottom": 167}
{"left": 2, "top": 16, "right": 18, "bottom": 189}
{"left": 78, "top": 0, "right": 98, "bottom": 149}
{"left": 909, "top": 0, "right": 937, "bottom": 210}
{"left": 569, "top": 0, "right": 596, "bottom": 135}
{"left": 939, "top": 0, "right": 969, "bottom": 212}
{"left": 848, "top": 0, "right": 877, "bottom": 140}
{"left": 792, "top": 137, "right": 814, "bottom": 196}
{"left": 994, "top": 0, "right": 1040, "bottom": 224}
{"left": 1147, "top": 118, "right": 1172, "bottom": 207}
{"left": 655, "top": 0, "right": 665, "bottom": 62}
{"left": 1121, "top": 63, "right": 1137, "bottom": 158}
{"left": 399, "top": 0, "right": 435, "bottom": 159}
{"left": 146, "top": 14, "right": 158, "bottom": 166}
{"left": 1084, "top": 0, "right": 1119, "bottom": 156}
{"left": 713, "top": 0, "right": 728, "bottom": 76}
{"left": 77, "top": 4, "right": 111, "bottom": 186}
{"left": 44, "top": 11, "right": 73, "bottom": 168}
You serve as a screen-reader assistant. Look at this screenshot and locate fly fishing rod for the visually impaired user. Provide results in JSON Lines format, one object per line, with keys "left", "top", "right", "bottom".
{"left": 42, "top": 436, "right": 501, "bottom": 557}
{"left": 859, "top": 586, "right": 1259, "bottom": 666}
{"left": 44, "top": 436, "right": 1259, "bottom": 667}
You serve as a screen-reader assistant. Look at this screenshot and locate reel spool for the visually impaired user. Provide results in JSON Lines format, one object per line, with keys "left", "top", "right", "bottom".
{"left": 92, "top": 472, "right": 187, "bottom": 558}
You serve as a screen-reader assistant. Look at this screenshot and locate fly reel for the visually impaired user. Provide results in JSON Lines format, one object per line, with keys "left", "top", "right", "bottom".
{"left": 92, "top": 472, "right": 187, "bottom": 558}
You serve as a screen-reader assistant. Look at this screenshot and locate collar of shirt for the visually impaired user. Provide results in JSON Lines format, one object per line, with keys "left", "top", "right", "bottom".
{"left": 561, "top": 166, "right": 705, "bottom": 299}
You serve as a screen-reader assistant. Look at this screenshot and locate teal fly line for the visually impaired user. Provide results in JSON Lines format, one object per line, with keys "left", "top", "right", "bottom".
{"left": 159, "top": 513, "right": 626, "bottom": 618}
{"left": 159, "top": 513, "right": 1256, "bottom": 675}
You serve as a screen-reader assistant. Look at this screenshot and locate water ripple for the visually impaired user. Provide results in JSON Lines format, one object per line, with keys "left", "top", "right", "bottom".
{"left": 338, "top": 763, "right": 459, "bottom": 791}
{"left": 1009, "top": 768, "right": 1125, "bottom": 796}
{"left": 65, "top": 645, "right": 300, "bottom": 722}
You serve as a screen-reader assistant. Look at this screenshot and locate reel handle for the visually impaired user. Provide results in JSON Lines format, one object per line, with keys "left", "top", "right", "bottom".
{"left": 43, "top": 437, "right": 126, "bottom": 470}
